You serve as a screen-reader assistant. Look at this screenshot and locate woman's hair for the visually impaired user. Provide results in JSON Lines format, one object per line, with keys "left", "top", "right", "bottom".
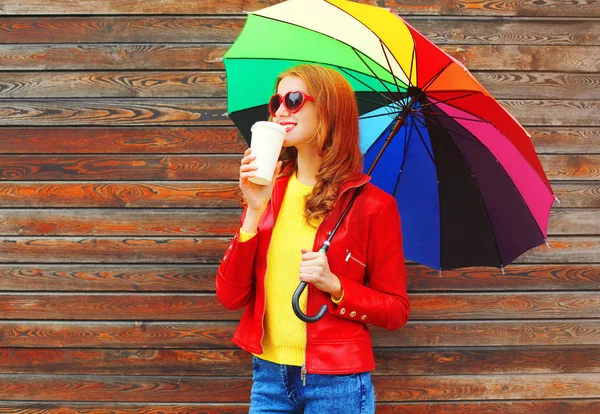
{"left": 276, "top": 64, "right": 363, "bottom": 226}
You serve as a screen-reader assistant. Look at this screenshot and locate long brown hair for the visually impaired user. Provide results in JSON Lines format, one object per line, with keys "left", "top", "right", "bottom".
{"left": 276, "top": 64, "right": 363, "bottom": 226}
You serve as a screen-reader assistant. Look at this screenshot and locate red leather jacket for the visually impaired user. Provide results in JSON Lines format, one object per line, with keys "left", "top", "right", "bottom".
{"left": 216, "top": 172, "right": 410, "bottom": 374}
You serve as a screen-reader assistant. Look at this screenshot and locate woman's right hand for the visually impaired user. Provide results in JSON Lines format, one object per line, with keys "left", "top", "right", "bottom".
{"left": 239, "top": 148, "right": 282, "bottom": 216}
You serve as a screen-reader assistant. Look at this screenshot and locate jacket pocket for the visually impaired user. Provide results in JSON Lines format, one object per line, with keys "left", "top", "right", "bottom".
{"left": 345, "top": 248, "right": 366, "bottom": 268}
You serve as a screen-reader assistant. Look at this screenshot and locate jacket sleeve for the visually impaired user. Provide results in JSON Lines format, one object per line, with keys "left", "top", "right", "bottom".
{"left": 330, "top": 200, "right": 410, "bottom": 330}
{"left": 215, "top": 209, "right": 259, "bottom": 310}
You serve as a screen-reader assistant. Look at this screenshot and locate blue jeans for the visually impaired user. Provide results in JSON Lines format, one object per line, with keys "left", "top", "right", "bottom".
{"left": 249, "top": 356, "right": 375, "bottom": 413}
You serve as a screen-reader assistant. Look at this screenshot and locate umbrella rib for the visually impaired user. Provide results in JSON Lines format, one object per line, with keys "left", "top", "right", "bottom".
{"left": 411, "top": 111, "right": 483, "bottom": 146}
{"left": 408, "top": 45, "right": 416, "bottom": 89}
{"left": 380, "top": 39, "right": 405, "bottom": 101}
{"left": 338, "top": 67, "right": 399, "bottom": 106}
{"left": 360, "top": 109, "right": 403, "bottom": 120}
{"left": 419, "top": 91, "right": 482, "bottom": 109}
{"left": 351, "top": 47, "right": 402, "bottom": 102}
{"left": 391, "top": 117, "right": 414, "bottom": 196}
{"left": 412, "top": 112, "right": 506, "bottom": 268}
{"left": 411, "top": 113, "right": 437, "bottom": 166}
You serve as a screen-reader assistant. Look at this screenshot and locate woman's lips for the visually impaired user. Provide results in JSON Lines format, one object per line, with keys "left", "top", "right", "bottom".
{"left": 280, "top": 123, "right": 296, "bottom": 133}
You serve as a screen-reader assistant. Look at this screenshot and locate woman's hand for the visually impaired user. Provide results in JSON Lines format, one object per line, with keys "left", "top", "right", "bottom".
{"left": 239, "top": 148, "right": 282, "bottom": 216}
{"left": 299, "top": 248, "right": 343, "bottom": 300}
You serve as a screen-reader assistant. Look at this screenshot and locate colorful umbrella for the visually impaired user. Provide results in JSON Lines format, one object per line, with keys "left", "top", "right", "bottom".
{"left": 224, "top": 0, "right": 556, "bottom": 273}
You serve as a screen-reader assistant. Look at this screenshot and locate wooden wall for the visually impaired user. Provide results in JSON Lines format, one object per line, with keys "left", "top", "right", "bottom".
{"left": 0, "top": 0, "right": 599, "bottom": 412}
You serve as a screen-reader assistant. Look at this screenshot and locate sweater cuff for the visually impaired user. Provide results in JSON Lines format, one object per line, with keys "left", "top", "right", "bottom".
{"left": 239, "top": 229, "right": 257, "bottom": 242}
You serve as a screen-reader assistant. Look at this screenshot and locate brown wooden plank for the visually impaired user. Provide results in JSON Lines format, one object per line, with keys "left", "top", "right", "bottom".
{"left": 1, "top": 154, "right": 594, "bottom": 181}
{"left": 1, "top": 264, "right": 599, "bottom": 293}
{"left": 0, "top": 182, "right": 594, "bottom": 208}
{"left": 2, "top": 321, "right": 600, "bottom": 348}
{"left": 517, "top": 236, "right": 600, "bottom": 264}
{"left": 0, "top": 155, "right": 239, "bottom": 181}
{"left": 0, "top": 127, "right": 596, "bottom": 155}
{"left": 501, "top": 101, "right": 600, "bottom": 127}
{"left": 409, "top": 264, "right": 600, "bottom": 292}
{"left": 0, "top": 236, "right": 599, "bottom": 264}
{"left": 531, "top": 128, "right": 600, "bottom": 153}
{"left": 1, "top": 292, "right": 599, "bottom": 320}
{"left": 0, "top": 100, "right": 231, "bottom": 126}
{"left": 0, "top": 17, "right": 245, "bottom": 44}
{"left": 374, "top": 373, "right": 600, "bottom": 401}
{"left": 0, "top": 209, "right": 240, "bottom": 236}
{"left": 1, "top": 71, "right": 597, "bottom": 101}
{"left": 0, "top": 401, "right": 598, "bottom": 414}
{"left": 0, "top": 207, "right": 590, "bottom": 236}
{"left": 0, "top": 0, "right": 276, "bottom": 15}
{"left": 0, "top": 99, "right": 597, "bottom": 127}
{"left": 0, "top": 72, "right": 226, "bottom": 99}
{"left": 0, "top": 127, "right": 247, "bottom": 154}
{"left": 2, "top": 0, "right": 598, "bottom": 17}
{"left": 0, "top": 294, "right": 241, "bottom": 321}
{"left": 2, "top": 346, "right": 599, "bottom": 376}
{"left": 1, "top": 17, "right": 597, "bottom": 46}
{"left": 0, "top": 322, "right": 237, "bottom": 349}
{"left": 0, "top": 45, "right": 228, "bottom": 70}
{"left": 0, "top": 45, "right": 597, "bottom": 72}
{"left": 408, "top": 18, "right": 600, "bottom": 46}
{"left": 383, "top": 1, "right": 600, "bottom": 17}
{"left": 474, "top": 73, "right": 600, "bottom": 100}
{"left": 378, "top": 401, "right": 600, "bottom": 414}
{"left": 0, "top": 265, "right": 218, "bottom": 292}
{"left": 542, "top": 155, "right": 600, "bottom": 180}
{"left": 0, "top": 375, "right": 251, "bottom": 402}
{"left": 0, "top": 237, "right": 229, "bottom": 263}
{"left": 0, "top": 405, "right": 248, "bottom": 414}
{"left": 0, "top": 373, "right": 598, "bottom": 402}
{"left": 0, "top": 182, "right": 241, "bottom": 208}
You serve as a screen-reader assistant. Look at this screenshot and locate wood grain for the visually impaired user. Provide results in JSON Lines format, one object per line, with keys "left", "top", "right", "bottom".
{"left": 0, "top": 292, "right": 598, "bottom": 321}
{"left": 0, "top": 127, "right": 247, "bottom": 154}
{"left": 0, "top": 373, "right": 598, "bottom": 402}
{"left": 0, "top": 182, "right": 242, "bottom": 208}
{"left": 1, "top": 71, "right": 597, "bottom": 101}
{"left": 0, "top": 236, "right": 598, "bottom": 264}
{"left": 1, "top": 264, "right": 599, "bottom": 292}
{"left": 2, "top": 321, "right": 600, "bottom": 348}
{"left": 0, "top": 0, "right": 276, "bottom": 15}
{"left": 0, "top": 208, "right": 593, "bottom": 236}
{"left": 0, "top": 72, "right": 227, "bottom": 99}
{"left": 2, "top": 346, "right": 599, "bottom": 376}
{"left": 0, "top": 99, "right": 597, "bottom": 127}
{"left": 1, "top": 17, "right": 597, "bottom": 46}
{"left": 0, "top": 127, "right": 597, "bottom": 155}
{"left": 0, "top": 44, "right": 597, "bottom": 72}
{"left": 0, "top": 155, "right": 239, "bottom": 181}
{"left": 1, "top": 0, "right": 598, "bottom": 17}
{"left": 0, "top": 401, "right": 598, "bottom": 414}
{"left": 0, "top": 237, "right": 230, "bottom": 263}
{"left": 0, "top": 100, "right": 231, "bottom": 126}
{"left": 0, "top": 209, "right": 240, "bottom": 236}
{"left": 0, "top": 265, "right": 218, "bottom": 292}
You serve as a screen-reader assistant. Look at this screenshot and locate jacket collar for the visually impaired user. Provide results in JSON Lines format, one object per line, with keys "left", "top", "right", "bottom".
{"left": 271, "top": 161, "right": 371, "bottom": 214}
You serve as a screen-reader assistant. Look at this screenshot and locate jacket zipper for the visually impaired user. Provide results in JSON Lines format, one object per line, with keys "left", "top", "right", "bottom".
{"left": 303, "top": 181, "right": 367, "bottom": 384}
{"left": 345, "top": 249, "right": 366, "bottom": 267}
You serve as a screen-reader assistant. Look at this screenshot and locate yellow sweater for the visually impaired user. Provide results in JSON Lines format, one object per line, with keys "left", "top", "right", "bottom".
{"left": 240, "top": 172, "right": 322, "bottom": 366}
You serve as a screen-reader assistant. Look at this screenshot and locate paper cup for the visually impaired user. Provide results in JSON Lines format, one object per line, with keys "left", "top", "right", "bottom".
{"left": 248, "top": 121, "right": 287, "bottom": 185}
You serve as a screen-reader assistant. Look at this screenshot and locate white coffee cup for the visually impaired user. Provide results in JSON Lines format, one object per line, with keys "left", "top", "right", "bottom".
{"left": 248, "top": 121, "right": 287, "bottom": 185}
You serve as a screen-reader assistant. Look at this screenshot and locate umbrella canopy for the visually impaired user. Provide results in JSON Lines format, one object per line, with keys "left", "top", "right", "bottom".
{"left": 224, "top": 0, "right": 555, "bottom": 271}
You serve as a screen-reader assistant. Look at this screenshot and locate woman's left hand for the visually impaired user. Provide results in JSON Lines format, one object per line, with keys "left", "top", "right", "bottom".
{"left": 299, "top": 248, "right": 343, "bottom": 299}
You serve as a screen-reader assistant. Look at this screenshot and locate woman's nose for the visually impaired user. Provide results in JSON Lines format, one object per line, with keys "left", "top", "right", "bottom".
{"left": 275, "top": 101, "right": 289, "bottom": 118}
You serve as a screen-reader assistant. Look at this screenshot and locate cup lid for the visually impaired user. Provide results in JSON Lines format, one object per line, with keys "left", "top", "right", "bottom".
{"left": 251, "top": 121, "right": 287, "bottom": 134}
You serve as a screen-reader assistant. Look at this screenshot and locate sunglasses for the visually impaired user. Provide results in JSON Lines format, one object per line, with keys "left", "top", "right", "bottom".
{"left": 268, "top": 91, "right": 315, "bottom": 117}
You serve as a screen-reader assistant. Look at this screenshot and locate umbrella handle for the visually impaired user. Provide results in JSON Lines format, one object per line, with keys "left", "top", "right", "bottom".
{"left": 292, "top": 246, "right": 330, "bottom": 323}
{"left": 292, "top": 281, "right": 329, "bottom": 323}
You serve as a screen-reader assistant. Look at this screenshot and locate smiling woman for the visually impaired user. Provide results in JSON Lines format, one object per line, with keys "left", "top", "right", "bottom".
{"left": 216, "top": 64, "right": 410, "bottom": 413}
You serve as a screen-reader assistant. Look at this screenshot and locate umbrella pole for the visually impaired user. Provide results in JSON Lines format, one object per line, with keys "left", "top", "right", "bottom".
{"left": 292, "top": 95, "right": 418, "bottom": 323}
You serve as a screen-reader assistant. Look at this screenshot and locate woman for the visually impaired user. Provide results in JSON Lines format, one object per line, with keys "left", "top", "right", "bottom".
{"left": 217, "top": 64, "right": 410, "bottom": 413}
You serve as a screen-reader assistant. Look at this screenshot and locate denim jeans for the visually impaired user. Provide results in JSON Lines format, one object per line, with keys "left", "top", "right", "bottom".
{"left": 249, "top": 356, "right": 375, "bottom": 413}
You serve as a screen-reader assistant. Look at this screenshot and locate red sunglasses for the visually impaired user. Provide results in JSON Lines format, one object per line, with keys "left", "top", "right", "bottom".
{"left": 269, "top": 91, "right": 315, "bottom": 117}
